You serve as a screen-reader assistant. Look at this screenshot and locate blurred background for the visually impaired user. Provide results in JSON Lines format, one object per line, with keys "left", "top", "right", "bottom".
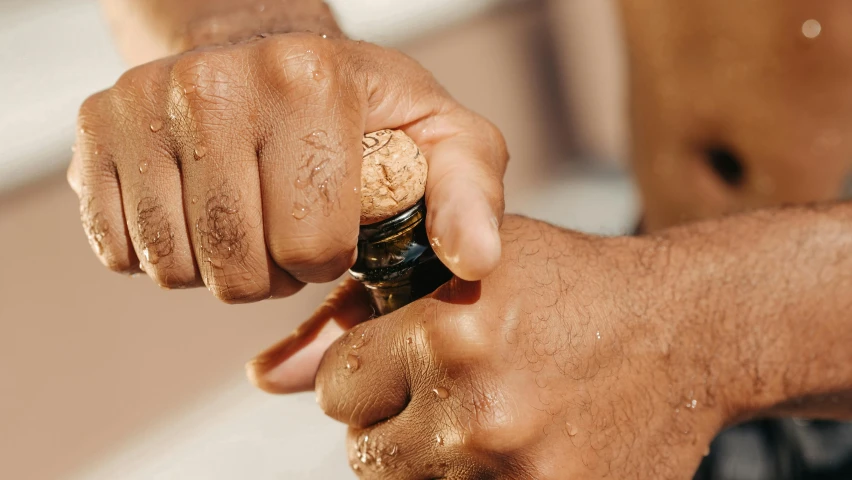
{"left": 0, "top": 0, "right": 636, "bottom": 478}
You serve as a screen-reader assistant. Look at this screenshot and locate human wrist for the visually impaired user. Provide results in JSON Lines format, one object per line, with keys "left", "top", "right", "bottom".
{"left": 174, "top": 0, "right": 343, "bottom": 53}
{"left": 644, "top": 207, "right": 852, "bottom": 425}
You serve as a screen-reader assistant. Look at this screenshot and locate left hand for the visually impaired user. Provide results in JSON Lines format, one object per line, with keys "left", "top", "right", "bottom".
{"left": 292, "top": 216, "right": 727, "bottom": 478}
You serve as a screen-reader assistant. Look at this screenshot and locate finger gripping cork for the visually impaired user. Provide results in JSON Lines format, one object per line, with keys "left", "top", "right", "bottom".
{"left": 360, "top": 129, "right": 428, "bottom": 225}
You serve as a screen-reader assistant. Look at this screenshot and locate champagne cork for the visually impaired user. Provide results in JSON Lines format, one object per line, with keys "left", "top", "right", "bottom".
{"left": 360, "top": 130, "right": 428, "bottom": 225}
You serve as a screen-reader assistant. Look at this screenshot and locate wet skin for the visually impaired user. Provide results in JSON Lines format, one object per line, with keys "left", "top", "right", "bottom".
{"left": 76, "top": 1, "right": 852, "bottom": 479}
{"left": 67, "top": 31, "right": 507, "bottom": 302}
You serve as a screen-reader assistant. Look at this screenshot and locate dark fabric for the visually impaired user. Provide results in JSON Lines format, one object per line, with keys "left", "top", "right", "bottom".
{"left": 693, "top": 420, "right": 852, "bottom": 480}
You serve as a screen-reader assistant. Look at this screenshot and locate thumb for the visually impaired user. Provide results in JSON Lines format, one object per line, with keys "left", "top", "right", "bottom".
{"left": 350, "top": 43, "right": 508, "bottom": 281}
{"left": 247, "top": 279, "right": 374, "bottom": 394}
{"left": 418, "top": 113, "right": 506, "bottom": 281}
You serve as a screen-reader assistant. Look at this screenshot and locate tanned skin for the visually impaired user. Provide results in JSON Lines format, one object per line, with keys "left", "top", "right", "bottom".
{"left": 73, "top": 1, "right": 852, "bottom": 479}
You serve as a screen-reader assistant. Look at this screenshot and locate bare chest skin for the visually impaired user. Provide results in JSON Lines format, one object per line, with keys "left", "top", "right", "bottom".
{"left": 619, "top": 0, "right": 852, "bottom": 231}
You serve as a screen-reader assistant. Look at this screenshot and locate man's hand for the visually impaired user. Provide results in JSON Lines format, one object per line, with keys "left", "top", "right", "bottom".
{"left": 304, "top": 216, "right": 721, "bottom": 478}
{"left": 67, "top": 34, "right": 507, "bottom": 303}
{"left": 291, "top": 210, "right": 851, "bottom": 479}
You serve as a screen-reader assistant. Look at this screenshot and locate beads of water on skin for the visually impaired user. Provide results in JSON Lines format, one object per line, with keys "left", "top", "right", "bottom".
{"left": 432, "top": 387, "right": 450, "bottom": 399}
{"left": 596, "top": 331, "right": 601, "bottom": 340}
{"left": 346, "top": 354, "right": 361, "bottom": 372}
{"left": 704, "top": 446, "right": 711, "bottom": 457}
{"left": 191, "top": 196, "right": 198, "bottom": 205}
{"left": 138, "top": 161, "right": 149, "bottom": 174}
{"left": 194, "top": 146, "right": 207, "bottom": 160}
{"left": 406, "top": 337, "right": 413, "bottom": 345}
{"left": 566, "top": 423, "right": 579, "bottom": 437}
{"left": 292, "top": 204, "right": 308, "bottom": 220}
{"left": 350, "top": 329, "right": 368, "bottom": 349}
{"left": 150, "top": 120, "right": 164, "bottom": 133}
{"left": 435, "top": 434, "right": 444, "bottom": 446}
{"left": 142, "top": 247, "right": 160, "bottom": 265}
{"left": 802, "top": 19, "right": 822, "bottom": 39}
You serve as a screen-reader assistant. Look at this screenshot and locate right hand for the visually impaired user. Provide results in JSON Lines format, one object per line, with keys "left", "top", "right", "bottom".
{"left": 68, "top": 33, "right": 508, "bottom": 303}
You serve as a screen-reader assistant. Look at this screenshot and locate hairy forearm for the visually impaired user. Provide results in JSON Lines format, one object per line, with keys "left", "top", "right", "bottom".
{"left": 654, "top": 202, "right": 852, "bottom": 423}
{"left": 100, "top": 0, "right": 341, "bottom": 65}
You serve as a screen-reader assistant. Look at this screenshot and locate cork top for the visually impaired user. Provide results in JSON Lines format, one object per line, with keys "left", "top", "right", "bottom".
{"left": 360, "top": 129, "right": 428, "bottom": 225}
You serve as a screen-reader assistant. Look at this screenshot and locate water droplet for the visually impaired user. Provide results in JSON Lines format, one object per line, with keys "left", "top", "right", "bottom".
{"left": 691, "top": 399, "right": 698, "bottom": 408}
{"left": 675, "top": 408, "right": 680, "bottom": 414}
{"left": 194, "top": 146, "right": 207, "bottom": 159}
{"left": 346, "top": 354, "right": 361, "bottom": 372}
{"left": 138, "top": 161, "right": 149, "bottom": 174}
{"left": 143, "top": 247, "right": 160, "bottom": 265}
{"left": 435, "top": 434, "right": 444, "bottom": 446}
{"left": 242, "top": 271, "right": 253, "bottom": 280}
{"left": 94, "top": 242, "right": 104, "bottom": 255}
{"left": 71, "top": 144, "right": 77, "bottom": 153}
{"left": 207, "top": 256, "right": 224, "bottom": 269}
{"left": 406, "top": 337, "right": 413, "bottom": 345}
{"left": 351, "top": 463, "right": 361, "bottom": 473}
{"left": 351, "top": 329, "right": 368, "bottom": 349}
{"left": 183, "top": 84, "right": 197, "bottom": 95}
{"left": 704, "top": 446, "right": 711, "bottom": 457}
{"left": 191, "top": 196, "right": 198, "bottom": 204}
{"left": 432, "top": 387, "right": 450, "bottom": 399}
{"left": 255, "top": 4, "right": 266, "bottom": 12}
{"left": 802, "top": 19, "right": 822, "bottom": 39}
{"left": 292, "top": 204, "right": 309, "bottom": 220}
{"left": 321, "top": 34, "right": 328, "bottom": 39}
{"left": 149, "top": 120, "right": 164, "bottom": 132}
{"left": 566, "top": 423, "right": 579, "bottom": 436}
{"left": 94, "top": 148, "right": 100, "bottom": 156}
{"left": 387, "top": 444, "right": 398, "bottom": 456}
{"left": 312, "top": 70, "right": 325, "bottom": 81}
{"left": 596, "top": 331, "right": 601, "bottom": 339}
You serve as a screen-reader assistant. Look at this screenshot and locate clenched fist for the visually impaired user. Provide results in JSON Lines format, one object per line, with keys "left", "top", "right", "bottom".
{"left": 67, "top": 33, "right": 507, "bottom": 302}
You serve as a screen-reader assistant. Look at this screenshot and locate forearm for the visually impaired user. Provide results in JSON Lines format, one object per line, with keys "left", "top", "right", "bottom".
{"left": 655, "top": 202, "right": 852, "bottom": 423}
{"left": 100, "top": 0, "right": 341, "bottom": 65}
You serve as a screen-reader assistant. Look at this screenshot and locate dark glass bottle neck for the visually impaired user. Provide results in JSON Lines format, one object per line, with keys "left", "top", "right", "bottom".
{"left": 349, "top": 199, "right": 453, "bottom": 314}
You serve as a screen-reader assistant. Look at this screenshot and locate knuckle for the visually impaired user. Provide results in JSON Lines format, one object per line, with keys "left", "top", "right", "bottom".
{"left": 261, "top": 34, "right": 338, "bottom": 92}
{"left": 476, "top": 116, "right": 509, "bottom": 170}
{"left": 113, "top": 62, "right": 157, "bottom": 96}
{"left": 423, "top": 306, "right": 491, "bottom": 364}
{"left": 78, "top": 91, "right": 107, "bottom": 119}
{"left": 77, "top": 91, "right": 110, "bottom": 135}
{"left": 171, "top": 50, "right": 249, "bottom": 117}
